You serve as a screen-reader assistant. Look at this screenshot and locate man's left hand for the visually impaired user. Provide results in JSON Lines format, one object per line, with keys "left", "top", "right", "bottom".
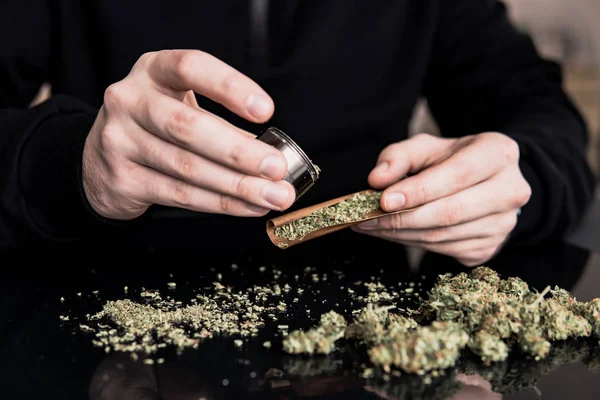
{"left": 353, "top": 132, "right": 531, "bottom": 267}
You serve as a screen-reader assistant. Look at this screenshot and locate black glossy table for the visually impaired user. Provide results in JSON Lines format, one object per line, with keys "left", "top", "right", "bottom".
{"left": 1, "top": 238, "right": 599, "bottom": 400}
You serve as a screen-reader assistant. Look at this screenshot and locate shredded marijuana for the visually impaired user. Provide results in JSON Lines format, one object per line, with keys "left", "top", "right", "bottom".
{"left": 70, "top": 265, "right": 600, "bottom": 381}
{"left": 283, "top": 311, "right": 347, "bottom": 355}
{"left": 77, "top": 278, "right": 296, "bottom": 357}
{"left": 273, "top": 191, "right": 383, "bottom": 241}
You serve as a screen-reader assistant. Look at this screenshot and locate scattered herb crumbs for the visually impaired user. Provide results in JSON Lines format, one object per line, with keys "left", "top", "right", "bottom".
{"left": 70, "top": 265, "right": 600, "bottom": 381}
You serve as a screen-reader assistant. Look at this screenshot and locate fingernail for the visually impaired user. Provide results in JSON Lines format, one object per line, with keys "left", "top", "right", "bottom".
{"left": 246, "top": 93, "right": 272, "bottom": 119}
{"left": 357, "top": 219, "right": 378, "bottom": 230}
{"left": 260, "top": 155, "right": 286, "bottom": 180}
{"left": 384, "top": 193, "right": 406, "bottom": 210}
{"left": 263, "top": 183, "right": 293, "bottom": 209}
{"left": 374, "top": 161, "right": 390, "bottom": 174}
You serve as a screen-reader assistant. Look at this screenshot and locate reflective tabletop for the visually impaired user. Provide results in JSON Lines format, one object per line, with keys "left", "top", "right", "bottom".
{"left": 1, "top": 238, "right": 599, "bottom": 400}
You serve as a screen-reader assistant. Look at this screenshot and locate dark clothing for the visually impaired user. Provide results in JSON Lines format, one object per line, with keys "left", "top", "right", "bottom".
{"left": 0, "top": 0, "right": 595, "bottom": 254}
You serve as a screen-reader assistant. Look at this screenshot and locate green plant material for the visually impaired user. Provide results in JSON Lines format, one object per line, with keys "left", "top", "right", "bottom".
{"left": 81, "top": 282, "right": 290, "bottom": 356}
{"left": 583, "top": 298, "right": 600, "bottom": 338}
{"left": 282, "top": 311, "right": 347, "bottom": 355}
{"left": 345, "top": 305, "right": 395, "bottom": 344}
{"left": 539, "top": 299, "right": 591, "bottom": 341}
{"left": 344, "top": 305, "right": 416, "bottom": 346}
{"left": 282, "top": 266, "right": 600, "bottom": 377}
{"left": 273, "top": 191, "right": 383, "bottom": 241}
{"left": 518, "top": 328, "right": 551, "bottom": 360}
{"left": 468, "top": 331, "right": 509, "bottom": 364}
{"left": 368, "top": 321, "right": 469, "bottom": 374}
{"left": 419, "top": 266, "right": 594, "bottom": 364}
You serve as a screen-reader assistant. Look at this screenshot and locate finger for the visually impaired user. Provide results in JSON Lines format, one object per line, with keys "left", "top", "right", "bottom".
{"left": 354, "top": 213, "right": 515, "bottom": 243}
{"left": 131, "top": 128, "right": 295, "bottom": 211}
{"left": 357, "top": 230, "right": 499, "bottom": 263}
{"left": 358, "top": 174, "right": 519, "bottom": 230}
{"left": 368, "top": 134, "right": 455, "bottom": 189}
{"left": 183, "top": 90, "right": 200, "bottom": 108}
{"left": 379, "top": 134, "right": 519, "bottom": 211}
{"left": 129, "top": 163, "right": 270, "bottom": 216}
{"left": 132, "top": 93, "right": 288, "bottom": 181}
{"left": 149, "top": 50, "right": 274, "bottom": 122}
{"left": 395, "top": 238, "right": 500, "bottom": 266}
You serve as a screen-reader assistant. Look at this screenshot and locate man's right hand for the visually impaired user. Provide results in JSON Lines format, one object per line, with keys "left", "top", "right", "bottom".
{"left": 82, "top": 50, "right": 295, "bottom": 220}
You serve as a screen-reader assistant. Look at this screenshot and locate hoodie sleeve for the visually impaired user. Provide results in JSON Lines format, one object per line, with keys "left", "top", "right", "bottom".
{"left": 0, "top": 0, "right": 112, "bottom": 249}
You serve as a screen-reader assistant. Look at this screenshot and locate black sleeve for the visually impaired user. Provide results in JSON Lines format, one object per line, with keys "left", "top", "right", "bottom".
{"left": 0, "top": 0, "right": 106, "bottom": 249}
{"left": 423, "top": 0, "right": 596, "bottom": 245}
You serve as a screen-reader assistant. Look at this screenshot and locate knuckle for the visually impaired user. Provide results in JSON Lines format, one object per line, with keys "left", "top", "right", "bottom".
{"left": 139, "top": 51, "right": 156, "bottom": 64}
{"left": 172, "top": 51, "right": 197, "bottom": 82}
{"left": 133, "top": 51, "right": 157, "bottom": 71}
{"left": 509, "top": 183, "right": 531, "bottom": 208}
{"left": 228, "top": 142, "right": 249, "bottom": 168}
{"left": 500, "top": 136, "right": 520, "bottom": 163}
{"left": 172, "top": 151, "right": 195, "bottom": 178}
{"left": 99, "top": 124, "right": 123, "bottom": 151}
{"left": 216, "top": 71, "right": 240, "bottom": 98}
{"left": 219, "top": 193, "right": 235, "bottom": 213}
{"left": 165, "top": 108, "right": 198, "bottom": 146}
{"left": 172, "top": 182, "right": 193, "bottom": 208}
{"left": 231, "top": 173, "right": 252, "bottom": 199}
{"left": 519, "top": 182, "right": 533, "bottom": 205}
{"left": 103, "top": 82, "right": 129, "bottom": 111}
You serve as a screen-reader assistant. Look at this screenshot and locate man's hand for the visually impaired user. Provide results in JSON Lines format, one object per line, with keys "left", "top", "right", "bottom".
{"left": 353, "top": 133, "right": 531, "bottom": 267}
{"left": 83, "top": 50, "right": 295, "bottom": 220}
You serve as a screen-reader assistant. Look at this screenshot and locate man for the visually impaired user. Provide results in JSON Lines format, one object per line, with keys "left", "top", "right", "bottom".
{"left": 0, "top": 0, "right": 594, "bottom": 268}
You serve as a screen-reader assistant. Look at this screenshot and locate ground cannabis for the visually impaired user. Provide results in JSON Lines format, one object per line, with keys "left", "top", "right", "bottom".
{"left": 70, "top": 264, "right": 600, "bottom": 382}
{"left": 80, "top": 279, "right": 297, "bottom": 357}
{"left": 273, "top": 191, "right": 383, "bottom": 241}
{"left": 282, "top": 311, "right": 347, "bottom": 355}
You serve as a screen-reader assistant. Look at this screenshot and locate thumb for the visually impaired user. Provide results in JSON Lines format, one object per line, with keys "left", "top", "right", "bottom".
{"left": 368, "top": 134, "right": 454, "bottom": 189}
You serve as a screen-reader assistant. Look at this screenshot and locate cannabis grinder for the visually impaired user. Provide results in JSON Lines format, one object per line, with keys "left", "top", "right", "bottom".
{"left": 257, "top": 127, "right": 320, "bottom": 201}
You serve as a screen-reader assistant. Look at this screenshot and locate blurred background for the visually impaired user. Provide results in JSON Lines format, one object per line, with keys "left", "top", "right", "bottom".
{"left": 410, "top": 0, "right": 600, "bottom": 176}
